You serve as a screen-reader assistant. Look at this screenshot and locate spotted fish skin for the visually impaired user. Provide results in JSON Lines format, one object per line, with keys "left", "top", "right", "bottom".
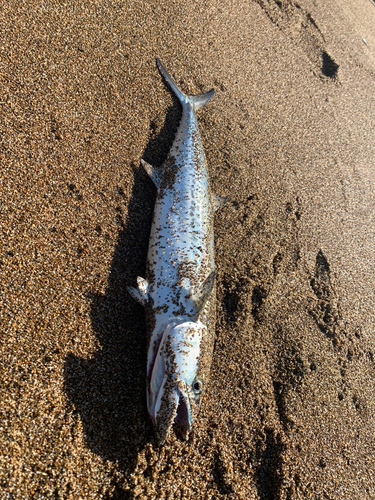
{"left": 128, "top": 59, "right": 223, "bottom": 444}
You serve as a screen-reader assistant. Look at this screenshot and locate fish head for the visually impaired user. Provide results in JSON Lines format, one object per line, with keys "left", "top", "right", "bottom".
{"left": 148, "top": 320, "right": 208, "bottom": 444}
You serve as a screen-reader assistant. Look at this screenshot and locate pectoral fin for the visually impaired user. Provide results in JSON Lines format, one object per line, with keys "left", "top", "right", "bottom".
{"left": 191, "top": 270, "right": 215, "bottom": 314}
{"left": 127, "top": 276, "right": 149, "bottom": 306}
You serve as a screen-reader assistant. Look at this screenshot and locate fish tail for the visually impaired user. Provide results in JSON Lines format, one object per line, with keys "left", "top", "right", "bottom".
{"left": 156, "top": 58, "right": 215, "bottom": 110}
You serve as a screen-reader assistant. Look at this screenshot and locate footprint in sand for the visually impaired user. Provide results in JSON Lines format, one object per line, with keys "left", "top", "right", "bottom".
{"left": 254, "top": 0, "right": 339, "bottom": 80}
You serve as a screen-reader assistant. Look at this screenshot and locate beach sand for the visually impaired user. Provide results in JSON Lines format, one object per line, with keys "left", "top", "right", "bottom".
{"left": 1, "top": 0, "right": 375, "bottom": 498}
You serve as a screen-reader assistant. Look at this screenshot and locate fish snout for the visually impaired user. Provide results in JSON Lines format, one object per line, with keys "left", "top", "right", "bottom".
{"left": 149, "top": 321, "right": 206, "bottom": 443}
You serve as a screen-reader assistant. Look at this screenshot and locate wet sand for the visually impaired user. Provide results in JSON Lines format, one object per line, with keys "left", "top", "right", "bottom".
{"left": 1, "top": 0, "right": 375, "bottom": 498}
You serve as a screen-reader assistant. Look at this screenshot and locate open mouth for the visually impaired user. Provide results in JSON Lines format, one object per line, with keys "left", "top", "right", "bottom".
{"left": 174, "top": 385, "right": 191, "bottom": 439}
{"left": 148, "top": 320, "right": 198, "bottom": 442}
{"left": 148, "top": 322, "right": 176, "bottom": 422}
{"left": 151, "top": 379, "right": 192, "bottom": 439}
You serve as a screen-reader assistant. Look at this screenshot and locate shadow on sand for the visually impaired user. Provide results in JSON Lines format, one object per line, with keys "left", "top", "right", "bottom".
{"left": 63, "top": 95, "right": 181, "bottom": 480}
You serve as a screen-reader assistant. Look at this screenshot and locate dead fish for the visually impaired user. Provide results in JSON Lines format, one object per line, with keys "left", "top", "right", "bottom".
{"left": 128, "top": 58, "right": 224, "bottom": 444}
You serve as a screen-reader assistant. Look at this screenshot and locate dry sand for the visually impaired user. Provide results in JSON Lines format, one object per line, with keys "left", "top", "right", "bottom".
{"left": 1, "top": 0, "right": 375, "bottom": 498}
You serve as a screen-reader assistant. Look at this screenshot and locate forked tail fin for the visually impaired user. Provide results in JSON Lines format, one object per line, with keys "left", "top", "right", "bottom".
{"left": 156, "top": 58, "right": 215, "bottom": 110}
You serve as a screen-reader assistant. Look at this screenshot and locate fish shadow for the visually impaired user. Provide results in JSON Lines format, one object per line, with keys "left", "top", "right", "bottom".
{"left": 63, "top": 100, "right": 181, "bottom": 473}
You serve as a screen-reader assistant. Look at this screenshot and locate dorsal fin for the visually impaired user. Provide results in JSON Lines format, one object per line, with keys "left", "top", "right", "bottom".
{"left": 127, "top": 276, "right": 149, "bottom": 307}
{"left": 212, "top": 194, "right": 226, "bottom": 211}
{"left": 140, "top": 159, "right": 160, "bottom": 188}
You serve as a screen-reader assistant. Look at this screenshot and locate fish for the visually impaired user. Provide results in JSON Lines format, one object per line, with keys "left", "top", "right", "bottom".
{"left": 128, "top": 58, "right": 224, "bottom": 444}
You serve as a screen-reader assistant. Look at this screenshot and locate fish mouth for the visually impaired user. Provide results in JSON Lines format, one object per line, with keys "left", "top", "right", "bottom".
{"left": 147, "top": 320, "right": 202, "bottom": 443}
{"left": 148, "top": 322, "right": 176, "bottom": 425}
{"left": 174, "top": 384, "right": 192, "bottom": 440}
{"left": 150, "top": 379, "right": 192, "bottom": 443}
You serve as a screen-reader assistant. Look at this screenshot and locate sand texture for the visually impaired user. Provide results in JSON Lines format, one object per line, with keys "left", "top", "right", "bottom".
{"left": 1, "top": 0, "right": 375, "bottom": 498}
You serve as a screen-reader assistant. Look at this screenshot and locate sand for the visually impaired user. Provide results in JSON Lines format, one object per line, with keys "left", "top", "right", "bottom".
{"left": 1, "top": 0, "right": 375, "bottom": 498}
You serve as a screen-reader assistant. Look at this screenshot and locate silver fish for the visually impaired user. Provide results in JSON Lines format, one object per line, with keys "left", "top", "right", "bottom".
{"left": 128, "top": 59, "right": 224, "bottom": 444}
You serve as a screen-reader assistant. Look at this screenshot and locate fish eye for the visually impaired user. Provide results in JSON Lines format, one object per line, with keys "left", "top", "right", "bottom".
{"left": 192, "top": 378, "right": 203, "bottom": 394}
